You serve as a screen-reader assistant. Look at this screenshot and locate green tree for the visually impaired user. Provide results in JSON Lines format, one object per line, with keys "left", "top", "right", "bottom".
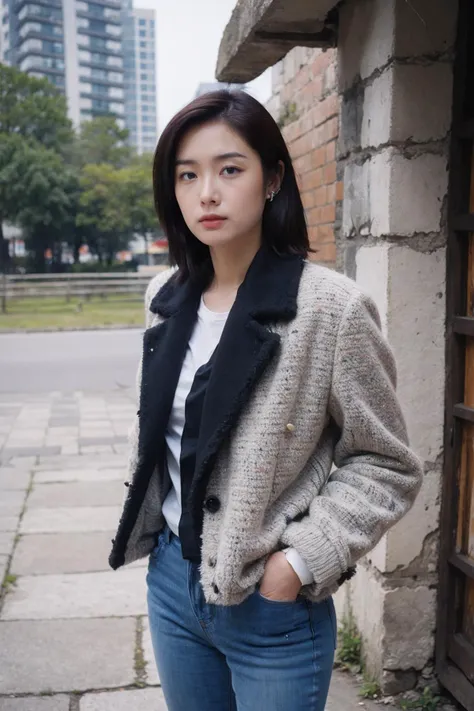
{"left": 121, "top": 153, "right": 159, "bottom": 264}
{"left": 0, "top": 65, "right": 73, "bottom": 270}
{"left": 77, "top": 163, "right": 131, "bottom": 265}
{"left": 0, "top": 64, "right": 72, "bottom": 151}
{"left": 73, "top": 116, "right": 132, "bottom": 169}
{"left": 6, "top": 140, "right": 78, "bottom": 272}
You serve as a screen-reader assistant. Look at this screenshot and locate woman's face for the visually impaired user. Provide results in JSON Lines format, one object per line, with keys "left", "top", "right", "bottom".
{"left": 174, "top": 120, "right": 274, "bottom": 251}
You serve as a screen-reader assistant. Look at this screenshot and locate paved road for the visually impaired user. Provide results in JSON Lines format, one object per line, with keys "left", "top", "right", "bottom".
{"left": 0, "top": 329, "right": 143, "bottom": 393}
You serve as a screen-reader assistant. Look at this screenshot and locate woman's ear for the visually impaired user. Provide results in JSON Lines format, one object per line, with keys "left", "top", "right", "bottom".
{"left": 266, "top": 160, "right": 285, "bottom": 198}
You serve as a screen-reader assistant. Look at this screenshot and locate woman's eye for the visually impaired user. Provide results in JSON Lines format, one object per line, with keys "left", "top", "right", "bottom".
{"left": 222, "top": 166, "right": 241, "bottom": 176}
{"left": 179, "top": 171, "right": 196, "bottom": 181}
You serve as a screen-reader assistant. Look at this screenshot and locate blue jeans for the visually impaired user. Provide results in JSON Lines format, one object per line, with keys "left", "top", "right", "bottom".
{"left": 146, "top": 526, "right": 336, "bottom": 711}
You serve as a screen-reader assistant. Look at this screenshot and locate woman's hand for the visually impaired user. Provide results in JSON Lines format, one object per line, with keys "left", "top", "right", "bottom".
{"left": 258, "top": 551, "right": 302, "bottom": 601}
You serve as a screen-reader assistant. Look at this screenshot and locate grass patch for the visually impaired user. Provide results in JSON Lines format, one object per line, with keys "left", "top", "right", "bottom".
{"left": 0, "top": 295, "right": 144, "bottom": 331}
{"left": 336, "top": 617, "right": 362, "bottom": 673}
{"left": 360, "top": 678, "right": 381, "bottom": 700}
{"left": 399, "top": 687, "right": 442, "bottom": 710}
{"left": 2, "top": 573, "right": 18, "bottom": 592}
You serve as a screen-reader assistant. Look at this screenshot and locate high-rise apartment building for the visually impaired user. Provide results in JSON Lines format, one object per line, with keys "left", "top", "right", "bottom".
{"left": 0, "top": 0, "right": 157, "bottom": 151}
{"left": 122, "top": 1, "right": 157, "bottom": 154}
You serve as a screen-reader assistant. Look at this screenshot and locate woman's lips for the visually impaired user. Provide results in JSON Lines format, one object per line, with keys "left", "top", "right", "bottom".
{"left": 200, "top": 217, "right": 227, "bottom": 230}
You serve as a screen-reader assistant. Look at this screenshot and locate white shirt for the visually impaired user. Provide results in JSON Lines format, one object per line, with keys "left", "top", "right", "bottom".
{"left": 162, "top": 296, "right": 313, "bottom": 586}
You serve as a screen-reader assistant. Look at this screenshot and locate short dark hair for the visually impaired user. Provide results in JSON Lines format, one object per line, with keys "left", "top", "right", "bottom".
{"left": 153, "top": 90, "right": 309, "bottom": 283}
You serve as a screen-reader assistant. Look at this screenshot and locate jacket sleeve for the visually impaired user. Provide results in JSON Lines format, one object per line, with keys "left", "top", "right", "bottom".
{"left": 280, "top": 289, "right": 423, "bottom": 596}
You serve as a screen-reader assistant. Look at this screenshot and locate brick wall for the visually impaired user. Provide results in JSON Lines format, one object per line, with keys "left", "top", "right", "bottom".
{"left": 266, "top": 46, "right": 341, "bottom": 266}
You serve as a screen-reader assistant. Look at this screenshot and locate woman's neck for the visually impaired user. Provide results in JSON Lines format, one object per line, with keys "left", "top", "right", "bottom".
{"left": 204, "top": 236, "right": 261, "bottom": 312}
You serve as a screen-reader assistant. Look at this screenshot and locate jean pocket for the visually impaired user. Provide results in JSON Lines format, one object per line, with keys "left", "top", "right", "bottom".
{"left": 149, "top": 530, "right": 166, "bottom": 561}
{"left": 255, "top": 589, "right": 300, "bottom": 606}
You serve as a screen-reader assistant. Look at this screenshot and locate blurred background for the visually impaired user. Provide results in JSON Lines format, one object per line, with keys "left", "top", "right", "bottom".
{"left": 0, "top": 0, "right": 270, "bottom": 336}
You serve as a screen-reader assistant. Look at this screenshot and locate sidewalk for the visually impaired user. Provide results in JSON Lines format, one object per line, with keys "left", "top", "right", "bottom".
{"left": 0, "top": 391, "right": 392, "bottom": 710}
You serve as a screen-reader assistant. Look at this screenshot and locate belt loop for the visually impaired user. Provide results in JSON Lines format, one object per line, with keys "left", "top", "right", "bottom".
{"left": 164, "top": 525, "right": 172, "bottom": 544}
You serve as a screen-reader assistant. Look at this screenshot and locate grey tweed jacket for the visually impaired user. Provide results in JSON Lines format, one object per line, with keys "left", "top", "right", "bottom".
{"left": 109, "top": 247, "right": 422, "bottom": 606}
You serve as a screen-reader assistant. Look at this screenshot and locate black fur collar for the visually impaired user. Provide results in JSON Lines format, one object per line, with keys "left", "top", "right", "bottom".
{"left": 149, "top": 246, "right": 305, "bottom": 322}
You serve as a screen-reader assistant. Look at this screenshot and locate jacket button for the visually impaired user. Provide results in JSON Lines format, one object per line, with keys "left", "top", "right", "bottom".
{"left": 286, "top": 423, "right": 295, "bottom": 432}
{"left": 204, "top": 496, "right": 221, "bottom": 513}
{"left": 213, "top": 583, "right": 219, "bottom": 594}
{"left": 111, "top": 538, "right": 115, "bottom": 544}
{"left": 124, "top": 481, "right": 130, "bottom": 487}
{"left": 136, "top": 410, "right": 141, "bottom": 416}
{"left": 208, "top": 557, "right": 216, "bottom": 568}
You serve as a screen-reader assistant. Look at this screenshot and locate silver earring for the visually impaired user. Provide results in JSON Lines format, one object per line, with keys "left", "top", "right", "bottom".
{"left": 268, "top": 189, "right": 279, "bottom": 202}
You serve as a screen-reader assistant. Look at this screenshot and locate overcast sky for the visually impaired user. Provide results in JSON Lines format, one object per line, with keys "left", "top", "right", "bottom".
{"left": 133, "top": 0, "right": 272, "bottom": 132}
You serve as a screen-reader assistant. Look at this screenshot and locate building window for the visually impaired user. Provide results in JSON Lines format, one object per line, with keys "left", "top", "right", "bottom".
{"left": 41, "top": 40, "right": 63, "bottom": 54}
{"left": 107, "top": 56, "right": 123, "bottom": 68}
{"left": 140, "top": 64, "right": 147, "bottom": 70}
{"left": 91, "top": 67, "right": 107, "bottom": 80}
{"left": 140, "top": 73, "right": 147, "bottom": 80}
{"left": 139, "top": 18, "right": 146, "bottom": 26}
{"left": 105, "top": 39, "right": 120, "bottom": 51}
{"left": 91, "top": 82, "right": 107, "bottom": 95}
{"left": 89, "top": 19, "right": 106, "bottom": 33}
{"left": 140, "top": 41, "right": 146, "bottom": 48}
{"left": 139, "top": 29, "right": 146, "bottom": 37}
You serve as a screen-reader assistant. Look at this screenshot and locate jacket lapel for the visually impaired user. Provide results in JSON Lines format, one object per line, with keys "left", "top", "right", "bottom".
{"left": 139, "top": 277, "right": 201, "bottom": 462}
{"left": 187, "top": 247, "right": 305, "bottom": 519}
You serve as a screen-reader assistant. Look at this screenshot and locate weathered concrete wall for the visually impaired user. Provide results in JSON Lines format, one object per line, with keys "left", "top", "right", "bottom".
{"left": 267, "top": 47, "right": 341, "bottom": 266}
{"left": 334, "top": 0, "right": 458, "bottom": 693}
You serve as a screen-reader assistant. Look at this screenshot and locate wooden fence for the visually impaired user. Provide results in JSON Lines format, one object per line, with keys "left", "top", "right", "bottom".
{"left": 0, "top": 270, "right": 166, "bottom": 313}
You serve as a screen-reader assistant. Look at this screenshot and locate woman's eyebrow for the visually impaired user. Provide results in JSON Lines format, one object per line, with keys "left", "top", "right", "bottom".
{"left": 175, "top": 152, "right": 248, "bottom": 166}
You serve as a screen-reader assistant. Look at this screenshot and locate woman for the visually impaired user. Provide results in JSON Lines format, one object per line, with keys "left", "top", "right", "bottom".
{"left": 109, "top": 90, "right": 422, "bottom": 711}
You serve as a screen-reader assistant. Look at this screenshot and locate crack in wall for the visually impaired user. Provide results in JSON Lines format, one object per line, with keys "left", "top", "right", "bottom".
{"left": 338, "top": 138, "right": 449, "bottom": 165}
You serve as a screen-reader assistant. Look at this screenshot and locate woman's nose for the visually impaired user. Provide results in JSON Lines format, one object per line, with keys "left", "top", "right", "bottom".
{"left": 200, "top": 177, "right": 220, "bottom": 205}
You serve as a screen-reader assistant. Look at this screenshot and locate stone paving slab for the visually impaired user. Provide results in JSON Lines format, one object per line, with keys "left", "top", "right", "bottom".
{"left": 1, "top": 448, "right": 60, "bottom": 462}
{"left": 0, "top": 504, "right": 23, "bottom": 519}
{"left": 78, "top": 438, "right": 127, "bottom": 448}
{"left": 0, "top": 696, "right": 70, "bottom": 711}
{"left": 0, "top": 467, "right": 30, "bottom": 498}
{"left": 142, "top": 617, "right": 160, "bottom": 686}
{"left": 0, "top": 491, "right": 25, "bottom": 507}
{"left": 0, "top": 532, "right": 15, "bottom": 556}
{"left": 4, "top": 458, "right": 36, "bottom": 470}
{"left": 80, "top": 445, "right": 115, "bottom": 455}
{"left": 20, "top": 507, "right": 121, "bottom": 534}
{"left": 80, "top": 688, "right": 167, "bottom": 711}
{"left": 0, "top": 554, "right": 8, "bottom": 583}
{"left": 35, "top": 469, "right": 125, "bottom": 484}
{"left": 0, "top": 517, "right": 19, "bottom": 532}
{"left": 10, "top": 532, "right": 146, "bottom": 576}
{"left": 2, "top": 567, "right": 147, "bottom": 620}
{"left": 0, "top": 618, "right": 136, "bottom": 694}
{"left": 27, "top": 481, "right": 123, "bottom": 509}
{"left": 36, "top": 455, "right": 125, "bottom": 470}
